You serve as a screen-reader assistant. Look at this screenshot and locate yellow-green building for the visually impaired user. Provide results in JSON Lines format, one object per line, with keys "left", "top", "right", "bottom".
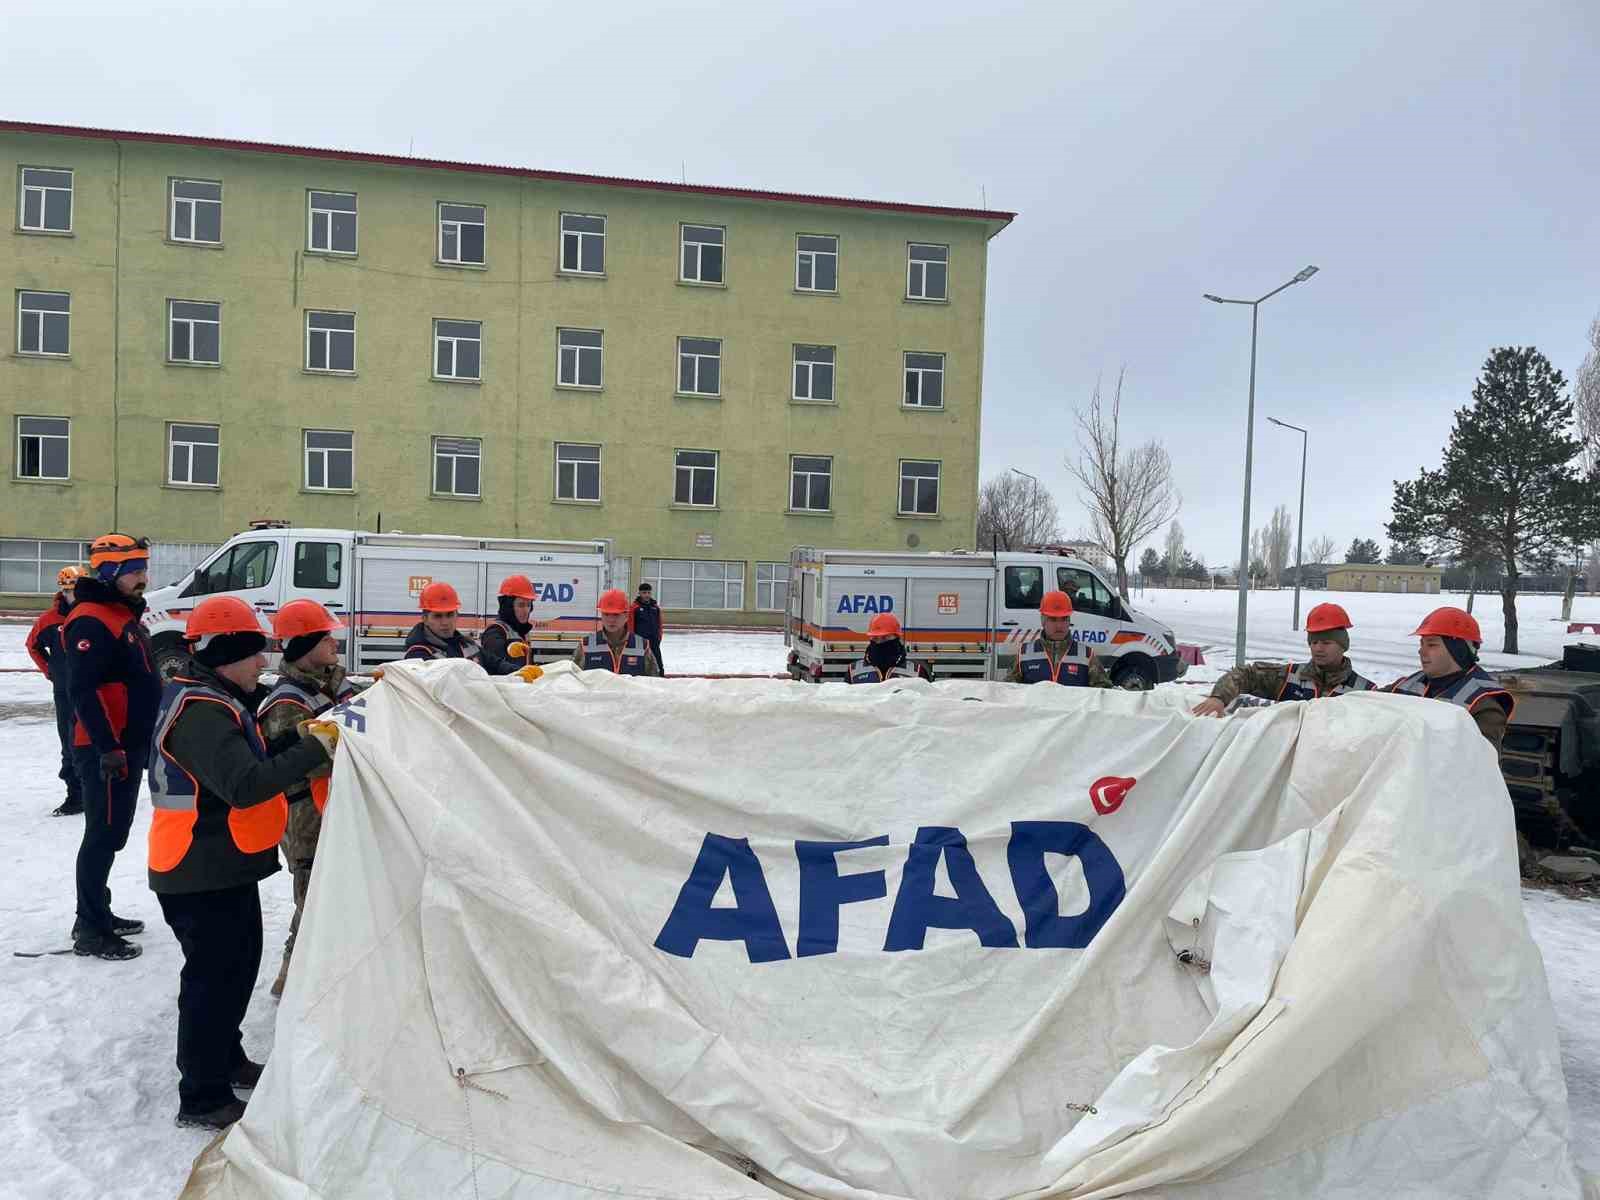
{"left": 2, "top": 120, "right": 1011, "bottom": 619}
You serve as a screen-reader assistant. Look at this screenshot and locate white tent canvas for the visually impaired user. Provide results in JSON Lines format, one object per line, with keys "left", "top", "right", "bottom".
{"left": 182, "top": 662, "right": 1594, "bottom": 1199}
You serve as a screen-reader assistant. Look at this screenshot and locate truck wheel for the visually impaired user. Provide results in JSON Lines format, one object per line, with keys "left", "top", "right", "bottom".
{"left": 154, "top": 638, "right": 189, "bottom": 682}
{"left": 1112, "top": 658, "right": 1156, "bottom": 691}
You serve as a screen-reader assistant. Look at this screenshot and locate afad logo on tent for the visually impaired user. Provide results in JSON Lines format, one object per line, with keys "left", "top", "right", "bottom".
{"left": 655, "top": 777, "right": 1136, "bottom": 964}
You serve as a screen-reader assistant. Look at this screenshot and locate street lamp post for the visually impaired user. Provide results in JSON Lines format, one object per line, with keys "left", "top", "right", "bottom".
{"left": 1267, "top": 416, "right": 1309, "bottom": 631}
{"left": 1203, "top": 265, "right": 1319, "bottom": 667}
{"left": 1009, "top": 467, "right": 1040, "bottom": 551}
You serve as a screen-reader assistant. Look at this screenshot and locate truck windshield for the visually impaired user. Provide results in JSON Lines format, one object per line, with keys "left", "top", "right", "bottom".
{"left": 184, "top": 540, "right": 279, "bottom": 597}
{"left": 1058, "top": 567, "right": 1116, "bottom": 618}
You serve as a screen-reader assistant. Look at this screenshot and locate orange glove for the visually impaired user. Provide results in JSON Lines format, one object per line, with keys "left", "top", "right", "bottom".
{"left": 515, "top": 665, "right": 544, "bottom": 683}
{"left": 507, "top": 642, "right": 529, "bottom": 660}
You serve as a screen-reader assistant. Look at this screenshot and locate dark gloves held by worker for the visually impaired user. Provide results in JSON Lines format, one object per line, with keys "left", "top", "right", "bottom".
{"left": 100, "top": 747, "right": 129, "bottom": 781}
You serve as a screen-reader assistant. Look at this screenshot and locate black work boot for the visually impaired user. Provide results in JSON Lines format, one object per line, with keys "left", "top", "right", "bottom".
{"left": 72, "top": 931, "right": 142, "bottom": 961}
{"left": 50, "top": 797, "right": 84, "bottom": 817}
{"left": 229, "top": 1058, "right": 266, "bottom": 1090}
{"left": 176, "top": 1098, "right": 247, "bottom": 1130}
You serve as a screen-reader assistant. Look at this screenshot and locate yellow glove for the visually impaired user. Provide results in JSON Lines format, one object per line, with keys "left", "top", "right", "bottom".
{"left": 299, "top": 719, "right": 341, "bottom": 759}
{"left": 515, "top": 665, "right": 544, "bottom": 683}
{"left": 371, "top": 666, "right": 385, "bottom": 680}
{"left": 507, "top": 642, "right": 529, "bottom": 660}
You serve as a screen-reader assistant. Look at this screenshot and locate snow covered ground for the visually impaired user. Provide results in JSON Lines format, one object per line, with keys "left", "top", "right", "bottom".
{"left": 0, "top": 614, "right": 1595, "bottom": 1197}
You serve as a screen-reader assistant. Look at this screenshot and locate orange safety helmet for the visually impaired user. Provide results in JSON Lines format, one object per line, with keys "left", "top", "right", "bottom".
{"left": 1411, "top": 606, "right": 1481, "bottom": 643}
{"left": 56, "top": 564, "right": 86, "bottom": 588}
{"left": 272, "top": 598, "right": 345, "bottom": 640}
{"left": 1304, "top": 602, "right": 1353, "bottom": 634}
{"left": 866, "top": 612, "right": 902, "bottom": 638}
{"left": 419, "top": 581, "right": 462, "bottom": 613}
{"left": 184, "top": 595, "right": 269, "bottom": 640}
{"left": 498, "top": 574, "right": 536, "bottom": 601}
{"left": 1039, "top": 590, "right": 1074, "bottom": 619}
{"left": 597, "top": 588, "right": 631, "bottom": 615}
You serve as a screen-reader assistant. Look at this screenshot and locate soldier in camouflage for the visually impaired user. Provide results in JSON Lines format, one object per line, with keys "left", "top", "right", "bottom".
{"left": 1006, "top": 590, "right": 1114, "bottom": 688}
{"left": 1191, "top": 602, "right": 1373, "bottom": 716}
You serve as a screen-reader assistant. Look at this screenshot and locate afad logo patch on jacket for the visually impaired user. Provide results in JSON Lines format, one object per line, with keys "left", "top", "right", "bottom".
{"left": 77, "top": 639, "right": 92, "bottom": 651}
{"left": 654, "top": 777, "right": 1136, "bottom": 963}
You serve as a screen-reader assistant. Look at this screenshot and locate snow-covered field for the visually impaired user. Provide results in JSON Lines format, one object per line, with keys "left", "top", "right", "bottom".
{"left": 1, "top": 612, "right": 1595, "bottom": 1198}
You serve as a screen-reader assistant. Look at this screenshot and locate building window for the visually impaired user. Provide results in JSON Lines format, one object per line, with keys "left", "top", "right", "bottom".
{"left": 19, "top": 167, "right": 73, "bottom": 233}
{"left": 555, "top": 442, "right": 601, "bottom": 501}
{"left": 0, "top": 538, "right": 91, "bottom": 593}
{"left": 438, "top": 203, "right": 485, "bottom": 265}
{"left": 307, "top": 190, "right": 357, "bottom": 254}
{"left": 793, "top": 344, "right": 836, "bottom": 402}
{"left": 16, "top": 416, "right": 70, "bottom": 480}
{"left": 904, "top": 351, "right": 945, "bottom": 409}
{"left": 560, "top": 213, "right": 605, "bottom": 274}
{"left": 167, "top": 423, "right": 220, "bottom": 487}
{"left": 898, "top": 459, "right": 941, "bottom": 515}
{"left": 170, "top": 179, "right": 222, "bottom": 244}
{"left": 680, "top": 224, "right": 725, "bottom": 284}
{"left": 18, "top": 290, "right": 70, "bottom": 356}
{"left": 795, "top": 234, "right": 838, "bottom": 293}
{"left": 790, "top": 455, "right": 832, "bottom": 512}
{"left": 305, "top": 311, "right": 356, "bottom": 373}
{"left": 557, "top": 328, "right": 603, "bottom": 388}
{"left": 755, "top": 562, "right": 789, "bottom": 611}
{"left": 304, "top": 430, "right": 354, "bottom": 491}
{"left": 433, "top": 319, "right": 482, "bottom": 381}
{"left": 168, "top": 300, "right": 221, "bottom": 364}
{"left": 907, "top": 243, "right": 949, "bottom": 300}
{"left": 673, "top": 449, "right": 718, "bottom": 506}
{"left": 642, "top": 558, "right": 744, "bottom": 610}
{"left": 432, "top": 436, "right": 481, "bottom": 498}
{"left": 677, "top": 337, "right": 722, "bottom": 396}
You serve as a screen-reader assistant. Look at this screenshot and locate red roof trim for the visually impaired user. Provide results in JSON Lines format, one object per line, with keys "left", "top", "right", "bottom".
{"left": 0, "top": 120, "right": 1015, "bottom": 230}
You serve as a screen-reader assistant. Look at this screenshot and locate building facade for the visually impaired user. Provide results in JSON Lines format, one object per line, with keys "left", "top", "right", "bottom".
{"left": 2, "top": 121, "right": 1011, "bottom": 617}
{"left": 1325, "top": 563, "right": 1442, "bottom": 594}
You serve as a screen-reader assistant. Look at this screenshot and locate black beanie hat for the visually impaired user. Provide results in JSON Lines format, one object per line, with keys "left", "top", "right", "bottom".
{"left": 282, "top": 632, "right": 326, "bottom": 663}
{"left": 193, "top": 631, "right": 267, "bottom": 668}
{"left": 1441, "top": 635, "right": 1478, "bottom": 670}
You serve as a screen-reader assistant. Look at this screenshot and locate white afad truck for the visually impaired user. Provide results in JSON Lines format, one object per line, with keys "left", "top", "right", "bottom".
{"left": 785, "top": 547, "right": 1183, "bottom": 687}
{"left": 142, "top": 524, "right": 612, "bottom": 677}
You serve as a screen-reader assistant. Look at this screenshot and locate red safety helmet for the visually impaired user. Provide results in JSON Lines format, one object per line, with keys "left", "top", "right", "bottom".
{"left": 1304, "top": 602, "right": 1353, "bottom": 634}
{"left": 499, "top": 574, "right": 536, "bottom": 601}
{"left": 1411, "top": 606, "right": 1481, "bottom": 643}
{"left": 185, "top": 595, "right": 269, "bottom": 640}
{"left": 272, "top": 598, "right": 344, "bottom": 640}
{"left": 1039, "top": 590, "right": 1074, "bottom": 619}
{"left": 419, "top": 581, "right": 462, "bottom": 613}
{"left": 598, "top": 588, "right": 631, "bottom": 615}
{"left": 866, "top": 613, "right": 902, "bottom": 638}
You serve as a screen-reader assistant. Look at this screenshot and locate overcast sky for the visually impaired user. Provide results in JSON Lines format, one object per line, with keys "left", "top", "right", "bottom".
{"left": 6, "top": 0, "right": 1597, "bottom": 566}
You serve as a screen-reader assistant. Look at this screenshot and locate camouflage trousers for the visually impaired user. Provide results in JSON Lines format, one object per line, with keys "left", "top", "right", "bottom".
{"left": 278, "top": 798, "right": 323, "bottom": 967}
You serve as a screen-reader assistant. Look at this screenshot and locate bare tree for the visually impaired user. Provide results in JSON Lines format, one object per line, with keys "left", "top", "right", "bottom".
{"left": 1065, "top": 370, "right": 1181, "bottom": 594}
{"left": 1306, "top": 534, "right": 1337, "bottom": 566}
{"left": 1577, "top": 314, "right": 1600, "bottom": 474}
{"left": 1162, "top": 520, "right": 1185, "bottom": 575}
{"left": 975, "top": 472, "right": 1061, "bottom": 551}
{"left": 1261, "top": 505, "right": 1293, "bottom": 586}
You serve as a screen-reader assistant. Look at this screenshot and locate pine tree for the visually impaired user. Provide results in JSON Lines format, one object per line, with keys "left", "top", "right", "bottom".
{"left": 1389, "top": 346, "right": 1600, "bottom": 652}
{"left": 1346, "top": 537, "right": 1382, "bottom": 564}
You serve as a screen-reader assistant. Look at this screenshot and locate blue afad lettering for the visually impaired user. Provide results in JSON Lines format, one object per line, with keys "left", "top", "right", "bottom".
{"left": 1072, "top": 629, "right": 1108, "bottom": 644}
{"left": 835, "top": 594, "right": 895, "bottom": 615}
{"left": 534, "top": 582, "right": 576, "bottom": 602}
{"left": 328, "top": 696, "right": 367, "bottom": 733}
{"left": 653, "top": 822, "right": 1126, "bottom": 963}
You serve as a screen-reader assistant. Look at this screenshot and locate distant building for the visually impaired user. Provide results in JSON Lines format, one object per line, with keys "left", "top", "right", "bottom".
{"left": 1325, "top": 563, "right": 1442, "bottom": 594}
{"left": 1027, "top": 541, "right": 1112, "bottom": 574}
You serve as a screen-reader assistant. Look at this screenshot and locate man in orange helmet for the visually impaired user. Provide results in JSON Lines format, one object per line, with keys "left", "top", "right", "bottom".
{"left": 1007, "top": 590, "right": 1113, "bottom": 687}
{"left": 148, "top": 595, "right": 336, "bottom": 1130}
{"left": 64, "top": 534, "right": 162, "bottom": 961}
{"left": 27, "top": 564, "right": 86, "bottom": 816}
{"left": 847, "top": 613, "right": 931, "bottom": 683}
{"left": 479, "top": 574, "right": 536, "bottom": 675}
{"left": 258, "top": 599, "right": 364, "bottom": 998}
{"left": 1386, "top": 606, "right": 1514, "bottom": 749}
{"left": 1192, "top": 602, "right": 1374, "bottom": 717}
{"left": 402, "top": 581, "right": 481, "bottom": 661}
{"left": 573, "top": 588, "right": 661, "bottom": 674}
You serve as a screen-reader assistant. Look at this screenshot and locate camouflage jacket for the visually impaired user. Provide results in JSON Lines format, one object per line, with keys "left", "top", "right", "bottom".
{"left": 1208, "top": 658, "right": 1370, "bottom": 706}
{"left": 570, "top": 630, "right": 662, "bottom": 676}
{"left": 1006, "top": 638, "right": 1114, "bottom": 688}
{"left": 259, "top": 660, "right": 357, "bottom": 867}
